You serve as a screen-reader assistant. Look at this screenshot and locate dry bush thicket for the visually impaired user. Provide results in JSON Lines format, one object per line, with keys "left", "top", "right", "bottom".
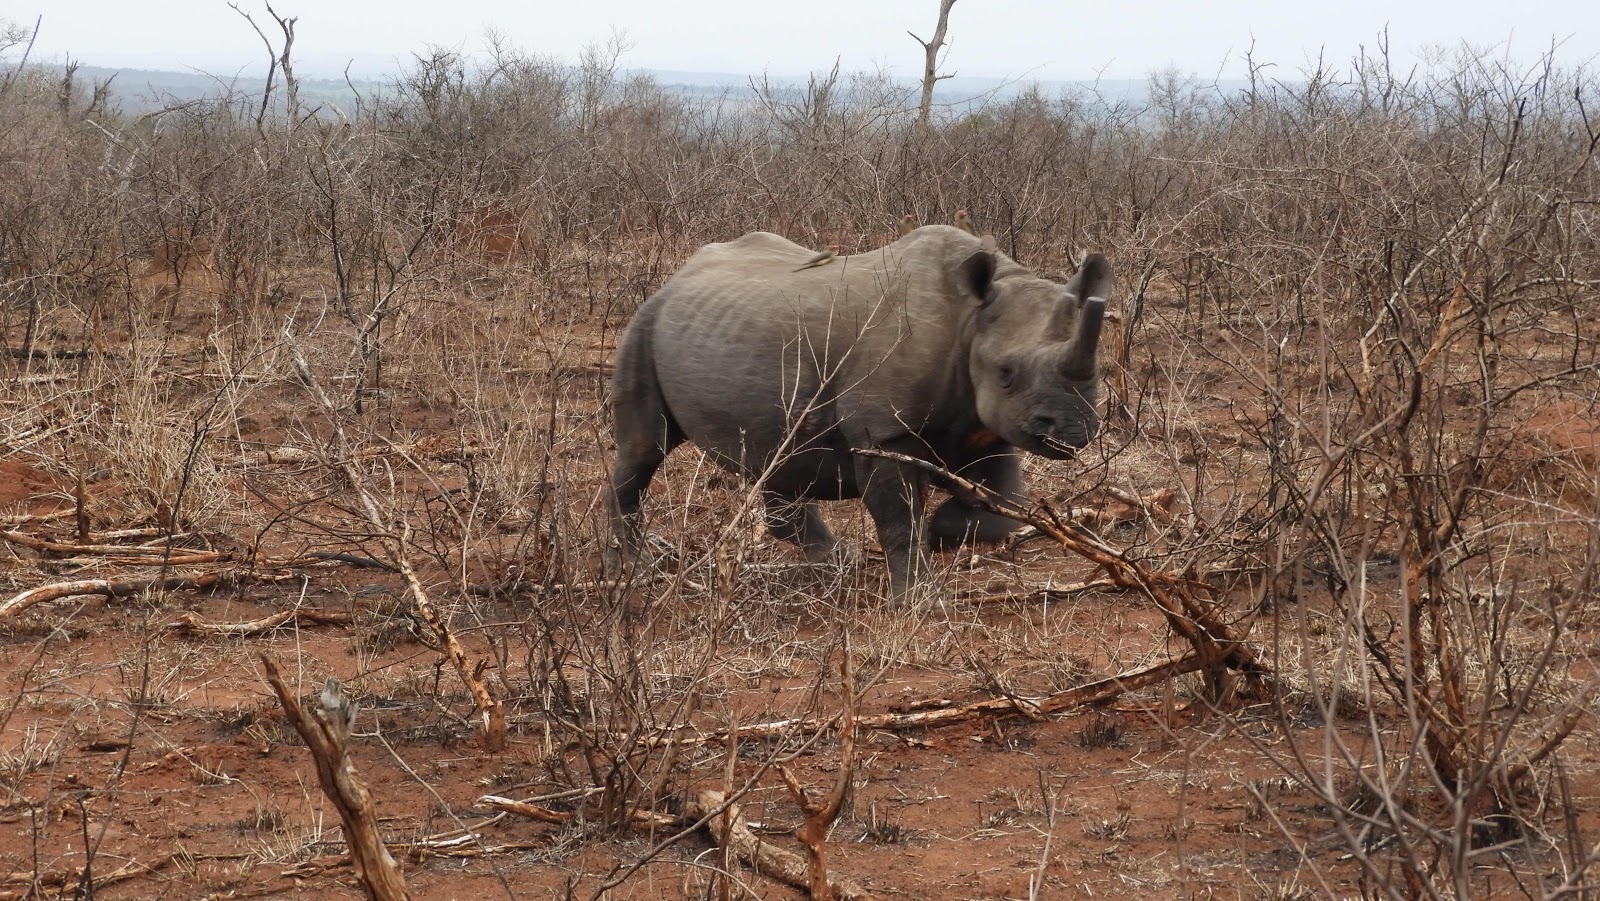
{"left": 1, "top": 20, "right": 1598, "bottom": 900}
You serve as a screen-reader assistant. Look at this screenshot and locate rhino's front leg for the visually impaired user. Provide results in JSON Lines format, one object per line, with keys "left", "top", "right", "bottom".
{"left": 929, "top": 448, "right": 1028, "bottom": 549}
{"left": 855, "top": 446, "right": 934, "bottom": 600}
{"left": 762, "top": 491, "right": 840, "bottom": 562}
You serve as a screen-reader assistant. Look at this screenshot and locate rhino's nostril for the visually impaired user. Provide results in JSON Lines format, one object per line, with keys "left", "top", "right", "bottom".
{"left": 1027, "top": 415, "right": 1057, "bottom": 436}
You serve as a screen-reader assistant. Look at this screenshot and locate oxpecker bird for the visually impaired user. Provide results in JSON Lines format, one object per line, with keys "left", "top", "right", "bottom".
{"left": 954, "top": 209, "right": 975, "bottom": 234}
{"left": 897, "top": 214, "right": 917, "bottom": 236}
{"left": 794, "top": 245, "right": 840, "bottom": 271}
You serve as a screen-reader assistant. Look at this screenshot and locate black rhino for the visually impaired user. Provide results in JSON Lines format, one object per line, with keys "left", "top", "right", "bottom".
{"left": 606, "top": 225, "right": 1109, "bottom": 598}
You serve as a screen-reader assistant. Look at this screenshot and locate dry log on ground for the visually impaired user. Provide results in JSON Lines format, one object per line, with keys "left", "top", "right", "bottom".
{"left": 279, "top": 841, "right": 547, "bottom": 879}
{"left": 164, "top": 608, "right": 352, "bottom": 636}
{"left": 0, "top": 528, "right": 220, "bottom": 557}
{"left": 3, "top": 347, "right": 94, "bottom": 360}
{"left": 475, "top": 793, "right": 676, "bottom": 830}
{"left": 0, "top": 510, "right": 76, "bottom": 530}
{"left": 95, "top": 527, "right": 169, "bottom": 540}
{"left": 687, "top": 790, "right": 875, "bottom": 901}
{"left": 0, "top": 529, "right": 377, "bottom": 572}
{"left": 389, "top": 525, "right": 506, "bottom": 751}
{"left": 636, "top": 655, "right": 1201, "bottom": 747}
{"left": 233, "top": 438, "right": 484, "bottom": 467}
{"left": 0, "top": 531, "right": 399, "bottom": 595}
{"left": 261, "top": 656, "right": 411, "bottom": 901}
{"left": 0, "top": 570, "right": 294, "bottom": 619}
{"left": 0, "top": 853, "right": 176, "bottom": 897}
{"left": 956, "top": 578, "right": 1117, "bottom": 604}
{"left": 473, "top": 795, "right": 570, "bottom": 824}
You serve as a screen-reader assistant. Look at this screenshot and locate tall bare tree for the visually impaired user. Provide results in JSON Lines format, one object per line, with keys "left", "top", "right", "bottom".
{"left": 909, "top": 0, "right": 956, "bottom": 135}
{"left": 230, "top": 1, "right": 299, "bottom": 125}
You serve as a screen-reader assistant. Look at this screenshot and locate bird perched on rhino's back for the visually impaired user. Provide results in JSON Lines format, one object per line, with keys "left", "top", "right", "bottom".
{"left": 954, "top": 209, "right": 975, "bottom": 234}
{"left": 793, "top": 244, "right": 839, "bottom": 271}
{"left": 897, "top": 214, "right": 917, "bottom": 236}
{"left": 606, "top": 226, "right": 1111, "bottom": 601}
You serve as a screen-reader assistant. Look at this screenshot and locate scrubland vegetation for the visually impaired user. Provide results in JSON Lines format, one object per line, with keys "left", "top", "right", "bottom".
{"left": 1, "top": 17, "right": 1598, "bottom": 899}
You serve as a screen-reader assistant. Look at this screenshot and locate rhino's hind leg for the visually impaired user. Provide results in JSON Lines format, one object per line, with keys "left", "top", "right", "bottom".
{"left": 761, "top": 491, "right": 839, "bottom": 562}
{"left": 929, "top": 449, "right": 1027, "bottom": 549}
{"left": 605, "top": 317, "right": 684, "bottom": 573}
{"left": 607, "top": 435, "right": 678, "bottom": 571}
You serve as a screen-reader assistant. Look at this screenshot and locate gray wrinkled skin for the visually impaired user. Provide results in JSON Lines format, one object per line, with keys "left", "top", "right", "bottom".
{"left": 607, "top": 225, "right": 1111, "bottom": 599}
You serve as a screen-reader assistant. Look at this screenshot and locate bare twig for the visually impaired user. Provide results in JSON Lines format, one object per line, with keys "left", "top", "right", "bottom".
{"left": 282, "top": 329, "right": 506, "bottom": 751}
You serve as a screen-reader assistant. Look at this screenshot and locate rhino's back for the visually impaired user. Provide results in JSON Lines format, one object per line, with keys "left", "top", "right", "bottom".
{"left": 631, "top": 228, "right": 977, "bottom": 490}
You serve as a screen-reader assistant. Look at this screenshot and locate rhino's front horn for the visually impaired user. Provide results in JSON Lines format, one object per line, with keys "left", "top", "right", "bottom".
{"left": 1062, "top": 297, "right": 1105, "bottom": 380}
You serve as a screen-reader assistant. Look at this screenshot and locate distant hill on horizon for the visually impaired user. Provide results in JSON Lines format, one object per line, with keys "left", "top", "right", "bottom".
{"left": 43, "top": 61, "right": 1245, "bottom": 117}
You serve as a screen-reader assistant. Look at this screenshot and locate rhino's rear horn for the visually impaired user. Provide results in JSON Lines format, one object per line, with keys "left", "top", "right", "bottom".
{"left": 1062, "top": 297, "right": 1105, "bottom": 380}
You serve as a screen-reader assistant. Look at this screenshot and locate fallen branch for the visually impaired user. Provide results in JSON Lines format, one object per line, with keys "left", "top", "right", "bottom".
{"left": 280, "top": 841, "right": 548, "bottom": 878}
{"left": 485, "top": 786, "right": 877, "bottom": 900}
{"left": 954, "top": 578, "right": 1117, "bottom": 605}
{"left": 0, "top": 570, "right": 294, "bottom": 619}
{"left": 856, "top": 447, "right": 1264, "bottom": 699}
{"left": 232, "top": 437, "right": 484, "bottom": 468}
{"left": 638, "top": 655, "right": 1201, "bottom": 747}
{"left": 0, "top": 528, "right": 223, "bottom": 557}
{"left": 688, "top": 790, "right": 874, "bottom": 901}
{"left": 0, "top": 852, "right": 176, "bottom": 896}
{"left": 392, "top": 522, "right": 505, "bottom": 750}
{"left": 164, "top": 608, "right": 352, "bottom": 636}
{"left": 0, "top": 510, "right": 76, "bottom": 530}
{"left": 10, "top": 372, "right": 79, "bottom": 385}
{"left": 476, "top": 793, "right": 677, "bottom": 829}
{"left": 0, "top": 530, "right": 382, "bottom": 573}
{"left": 473, "top": 795, "right": 569, "bottom": 825}
{"left": 307, "top": 551, "right": 396, "bottom": 571}
{"left": 94, "top": 527, "right": 169, "bottom": 540}
{"left": 261, "top": 657, "right": 410, "bottom": 901}
{"left": 3, "top": 347, "right": 94, "bottom": 360}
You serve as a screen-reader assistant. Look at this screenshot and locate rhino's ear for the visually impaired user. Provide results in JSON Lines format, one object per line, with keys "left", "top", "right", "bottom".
{"left": 1062, "top": 252, "right": 1111, "bottom": 306}
{"left": 957, "top": 250, "right": 997, "bottom": 305}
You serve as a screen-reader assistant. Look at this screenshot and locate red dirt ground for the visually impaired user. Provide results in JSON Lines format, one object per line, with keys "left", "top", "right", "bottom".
{"left": 2, "top": 294, "right": 1597, "bottom": 900}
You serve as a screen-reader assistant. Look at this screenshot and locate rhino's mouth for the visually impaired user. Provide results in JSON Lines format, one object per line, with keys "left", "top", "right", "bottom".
{"left": 1031, "top": 434, "right": 1084, "bottom": 461}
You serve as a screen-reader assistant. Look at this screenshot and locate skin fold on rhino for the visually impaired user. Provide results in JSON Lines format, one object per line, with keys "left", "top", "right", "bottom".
{"left": 606, "top": 224, "right": 1110, "bottom": 600}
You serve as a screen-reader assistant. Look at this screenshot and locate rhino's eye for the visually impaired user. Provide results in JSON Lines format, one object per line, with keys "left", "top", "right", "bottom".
{"left": 997, "top": 363, "right": 1017, "bottom": 390}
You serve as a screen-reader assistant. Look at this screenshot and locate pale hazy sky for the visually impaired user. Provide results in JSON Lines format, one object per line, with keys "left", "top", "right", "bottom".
{"left": 9, "top": 0, "right": 1599, "bottom": 81}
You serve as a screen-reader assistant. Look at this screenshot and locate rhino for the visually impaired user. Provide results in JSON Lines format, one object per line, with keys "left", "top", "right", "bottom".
{"left": 606, "top": 225, "right": 1110, "bottom": 598}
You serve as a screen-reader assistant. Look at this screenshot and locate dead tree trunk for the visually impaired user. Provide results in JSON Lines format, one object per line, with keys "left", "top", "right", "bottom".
{"left": 265, "top": 2, "right": 298, "bottom": 118}
{"left": 230, "top": 1, "right": 298, "bottom": 125}
{"left": 910, "top": 0, "right": 957, "bottom": 136}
